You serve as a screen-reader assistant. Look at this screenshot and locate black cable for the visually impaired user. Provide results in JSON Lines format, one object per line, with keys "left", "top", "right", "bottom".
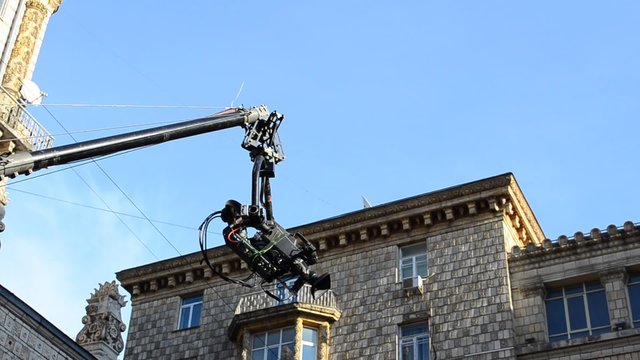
{"left": 198, "top": 211, "right": 254, "bottom": 288}
{"left": 197, "top": 211, "right": 288, "bottom": 359}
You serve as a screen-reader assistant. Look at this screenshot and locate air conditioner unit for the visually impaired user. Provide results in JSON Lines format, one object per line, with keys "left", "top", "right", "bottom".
{"left": 402, "top": 275, "right": 424, "bottom": 294}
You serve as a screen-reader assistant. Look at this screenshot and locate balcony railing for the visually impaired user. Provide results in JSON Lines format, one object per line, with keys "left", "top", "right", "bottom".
{"left": 5, "top": 105, "right": 54, "bottom": 150}
{"left": 235, "top": 284, "right": 338, "bottom": 315}
{"left": 1, "top": 87, "right": 54, "bottom": 151}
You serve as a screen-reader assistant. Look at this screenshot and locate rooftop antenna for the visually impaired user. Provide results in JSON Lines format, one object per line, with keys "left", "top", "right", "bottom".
{"left": 20, "top": 80, "right": 46, "bottom": 105}
{"left": 362, "top": 195, "right": 372, "bottom": 208}
{"left": 230, "top": 81, "right": 245, "bottom": 108}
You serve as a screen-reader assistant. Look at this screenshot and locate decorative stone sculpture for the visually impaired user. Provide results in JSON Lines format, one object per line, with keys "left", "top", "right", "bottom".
{"left": 76, "top": 281, "right": 127, "bottom": 360}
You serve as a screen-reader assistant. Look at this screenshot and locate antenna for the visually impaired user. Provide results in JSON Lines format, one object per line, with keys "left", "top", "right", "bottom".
{"left": 362, "top": 196, "right": 372, "bottom": 208}
{"left": 20, "top": 80, "right": 46, "bottom": 105}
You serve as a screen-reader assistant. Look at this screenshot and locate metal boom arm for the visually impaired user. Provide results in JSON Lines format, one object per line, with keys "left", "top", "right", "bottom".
{"left": 0, "top": 106, "right": 270, "bottom": 178}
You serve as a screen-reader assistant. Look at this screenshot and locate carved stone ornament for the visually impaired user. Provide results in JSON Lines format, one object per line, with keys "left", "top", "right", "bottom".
{"left": 599, "top": 268, "right": 628, "bottom": 284}
{"left": 519, "top": 282, "right": 546, "bottom": 298}
{"left": 76, "top": 281, "right": 128, "bottom": 357}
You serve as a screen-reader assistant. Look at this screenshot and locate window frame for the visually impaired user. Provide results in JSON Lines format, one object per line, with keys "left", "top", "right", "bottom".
{"left": 545, "top": 281, "right": 611, "bottom": 341}
{"left": 399, "top": 243, "right": 428, "bottom": 285}
{"left": 399, "top": 322, "right": 430, "bottom": 360}
{"left": 627, "top": 273, "right": 640, "bottom": 328}
{"left": 177, "top": 294, "right": 203, "bottom": 330}
{"left": 250, "top": 326, "right": 319, "bottom": 360}
{"left": 301, "top": 327, "right": 318, "bottom": 360}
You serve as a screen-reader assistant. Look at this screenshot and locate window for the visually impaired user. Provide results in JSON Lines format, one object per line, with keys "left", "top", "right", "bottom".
{"left": 545, "top": 282, "right": 610, "bottom": 341}
{"left": 252, "top": 327, "right": 295, "bottom": 360}
{"left": 177, "top": 295, "right": 203, "bottom": 330}
{"left": 274, "top": 276, "right": 298, "bottom": 305}
{"left": 400, "top": 243, "right": 428, "bottom": 285}
{"left": 400, "top": 323, "right": 429, "bottom": 360}
{"left": 628, "top": 274, "right": 640, "bottom": 328}
{"left": 0, "top": 1, "right": 7, "bottom": 20}
{"left": 251, "top": 326, "right": 318, "bottom": 360}
{"left": 302, "top": 327, "right": 318, "bottom": 360}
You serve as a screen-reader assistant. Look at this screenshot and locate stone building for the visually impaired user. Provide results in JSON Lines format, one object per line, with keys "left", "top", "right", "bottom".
{"left": 116, "top": 173, "right": 640, "bottom": 359}
{"left": 0, "top": 283, "right": 96, "bottom": 360}
{"left": 1, "top": 280, "right": 128, "bottom": 360}
{"left": 0, "top": 0, "right": 60, "bottom": 205}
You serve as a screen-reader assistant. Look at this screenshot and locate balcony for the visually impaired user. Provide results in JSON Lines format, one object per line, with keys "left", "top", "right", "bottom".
{"left": 1, "top": 87, "right": 54, "bottom": 152}
{"left": 229, "top": 284, "right": 341, "bottom": 342}
{"left": 235, "top": 284, "right": 339, "bottom": 314}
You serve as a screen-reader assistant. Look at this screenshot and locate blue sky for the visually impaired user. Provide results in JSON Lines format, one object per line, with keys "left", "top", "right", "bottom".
{"left": 0, "top": 0, "right": 638, "bottom": 349}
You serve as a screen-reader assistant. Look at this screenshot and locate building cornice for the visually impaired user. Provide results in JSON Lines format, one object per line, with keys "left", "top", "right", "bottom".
{"left": 509, "top": 221, "right": 640, "bottom": 269}
{"left": 117, "top": 173, "right": 544, "bottom": 298}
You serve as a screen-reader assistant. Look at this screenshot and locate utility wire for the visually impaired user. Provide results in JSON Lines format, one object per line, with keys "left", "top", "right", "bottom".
{"left": 27, "top": 103, "right": 228, "bottom": 109}
{"left": 2, "top": 59, "right": 293, "bottom": 359}
{"left": 0, "top": 119, "right": 195, "bottom": 143}
{"left": 0, "top": 46, "right": 246, "bottom": 320}
{"left": 6, "top": 147, "right": 147, "bottom": 185}
{"left": 40, "top": 105, "right": 162, "bottom": 260}
{"left": 7, "top": 187, "right": 210, "bottom": 233}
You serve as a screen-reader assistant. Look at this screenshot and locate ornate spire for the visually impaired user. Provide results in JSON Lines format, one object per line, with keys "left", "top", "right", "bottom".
{"left": 76, "top": 281, "right": 127, "bottom": 360}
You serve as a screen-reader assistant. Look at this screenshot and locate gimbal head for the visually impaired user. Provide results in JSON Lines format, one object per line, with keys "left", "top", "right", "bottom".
{"left": 199, "top": 110, "right": 330, "bottom": 298}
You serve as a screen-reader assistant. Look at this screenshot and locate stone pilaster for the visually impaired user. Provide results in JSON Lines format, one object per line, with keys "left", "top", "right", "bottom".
{"left": 514, "top": 282, "right": 547, "bottom": 344}
{"left": 317, "top": 322, "right": 330, "bottom": 360}
{"left": 600, "top": 268, "right": 631, "bottom": 329}
{"left": 0, "top": 0, "right": 61, "bottom": 156}
{"left": 294, "top": 318, "right": 303, "bottom": 360}
{"left": 427, "top": 216, "right": 516, "bottom": 359}
{"left": 1, "top": 0, "right": 61, "bottom": 99}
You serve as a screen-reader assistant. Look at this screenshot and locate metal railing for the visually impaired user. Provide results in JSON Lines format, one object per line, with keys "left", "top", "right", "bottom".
{"left": 235, "top": 284, "right": 338, "bottom": 315}
{"left": 1, "top": 86, "right": 54, "bottom": 151}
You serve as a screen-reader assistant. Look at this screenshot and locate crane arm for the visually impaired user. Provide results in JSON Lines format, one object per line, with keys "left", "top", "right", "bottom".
{"left": 0, "top": 106, "right": 270, "bottom": 178}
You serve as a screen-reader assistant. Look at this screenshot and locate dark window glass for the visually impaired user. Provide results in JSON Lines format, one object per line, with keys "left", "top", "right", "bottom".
{"left": 585, "top": 282, "right": 604, "bottom": 291}
{"left": 549, "top": 334, "right": 568, "bottom": 342}
{"left": 267, "top": 331, "right": 280, "bottom": 346}
{"left": 547, "top": 288, "right": 563, "bottom": 299}
{"left": 546, "top": 298, "right": 567, "bottom": 336}
{"left": 628, "top": 276, "right": 640, "bottom": 327}
{"left": 400, "top": 323, "right": 429, "bottom": 360}
{"left": 545, "top": 282, "right": 610, "bottom": 341}
{"left": 400, "top": 244, "right": 428, "bottom": 282}
{"left": 571, "top": 330, "right": 589, "bottom": 338}
{"left": 591, "top": 327, "right": 610, "bottom": 335}
{"left": 564, "top": 284, "right": 583, "bottom": 295}
{"left": 252, "top": 327, "right": 297, "bottom": 360}
{"left": 587, "top": 291, "right": 610, "bottom": 328}
{"left": 253, "top": 334, "right": 266, "bottom": 349}
{"left": 177, "top": 295, "right": 203, "bottom": 330}
{"left": 567, "top": 296, "right": 587, "bottom": 330}
{"left": 282, "top": 327, "right": 295, "bottom": 343}
{"left": 179, "top": 307, "right": 190, "bottom": 329}
{"left": 251, "top": 349, "right": 264, "bottom": 360}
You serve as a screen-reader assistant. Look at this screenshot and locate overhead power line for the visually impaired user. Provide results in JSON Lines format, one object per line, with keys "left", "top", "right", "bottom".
{"left": 27, "top": 103, "right": 228, "bottom": 109}
{"left": 7, "top": 187, "right": 211, "bottom": 233}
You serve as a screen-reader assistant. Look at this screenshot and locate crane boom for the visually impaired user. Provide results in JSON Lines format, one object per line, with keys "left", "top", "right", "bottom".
{"left": 0, "top": 104, "right": 329, "bottom": 295}
{"left": 0, "top": 106, "right": 270, "bottom": 178}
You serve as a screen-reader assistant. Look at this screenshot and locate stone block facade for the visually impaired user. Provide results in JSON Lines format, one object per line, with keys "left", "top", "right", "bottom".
{"left": 117, "top": 173, "right": 640, "bottom": 359}
{"left": 510, "top": 221, "right": 640, "bottom": 359}
{"left": 0, "top": 284, "right": 95, "bottom": 360}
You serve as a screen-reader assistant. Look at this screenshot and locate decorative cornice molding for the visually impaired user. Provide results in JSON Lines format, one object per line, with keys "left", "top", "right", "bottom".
{"left": 290, "top": 174, "right": 513, "bottom": 236}
{"left": 118, "top": 173, "right": 547, "bottom": 299}
{"left": 507, "top": 179, "right": 545, "bottom": 244}
{"left": 509, "top": 221, "right": 639, "bottom": 263}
